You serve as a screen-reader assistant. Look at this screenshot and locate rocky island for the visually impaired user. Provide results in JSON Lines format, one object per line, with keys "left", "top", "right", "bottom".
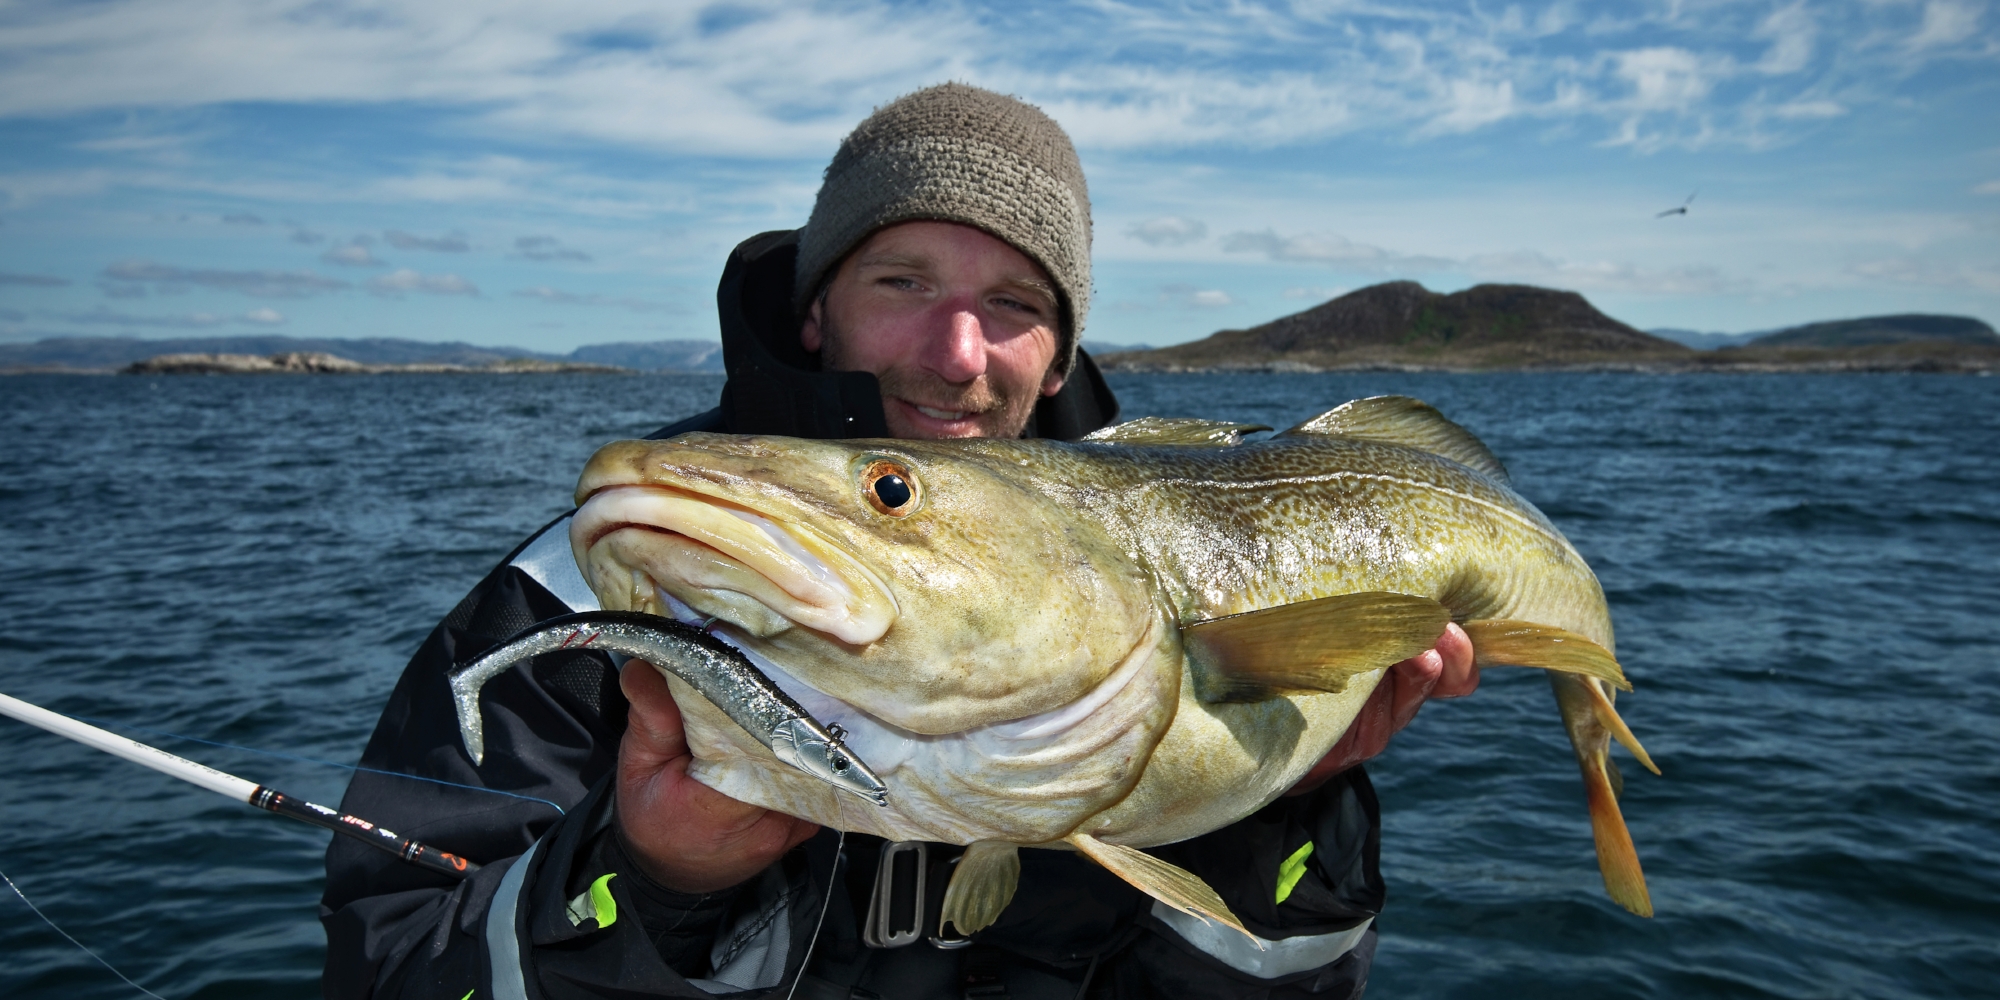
{"left": 1097, "top": 282, "right": 1999, "bottom": 374}
{"left": 121, "top": 351, "right": 627, "bottom": 375}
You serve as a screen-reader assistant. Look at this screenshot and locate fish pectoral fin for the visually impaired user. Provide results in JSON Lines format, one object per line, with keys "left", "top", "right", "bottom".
{"left": 1066, "top": 834, "right": 1255, "bottom": 943}
{"left": 1279, "top": 396, "right": 1509, "bottom": 483}
{"left": 1580, "top": 746, "right": 1653, "bottom": 917}
{"left": 1461, "top": 620, "right": 1633, "bottom": 692}
{"left": 940, "top": 842, "right": 1021, "bottom": 936}
{"left": 1182, "top": 592, "right": 1451, "bottom": 703}
{"left": 1082, "top": 416, "right": 1273, "bottom": 446}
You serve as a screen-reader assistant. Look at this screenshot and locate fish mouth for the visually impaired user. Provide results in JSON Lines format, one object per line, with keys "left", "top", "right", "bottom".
{"left": 571, "top": 484, "right": 897, "bottom": 645}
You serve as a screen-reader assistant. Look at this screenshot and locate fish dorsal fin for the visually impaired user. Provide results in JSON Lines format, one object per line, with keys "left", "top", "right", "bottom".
{"left": 1067, "top": 833, "right": 1251, "bottom": 941}
{"left": 939, "top": 842, "right": 1021, "bottom": 936}
{"left": 1181, "top": 592, "right": 1451, "bottom": 703}
{"left": 1083, "top": 416, "right": 1272, "bottom": 446}
{"left": 1280, "top": 396, "right": 1509, "bottom": 483}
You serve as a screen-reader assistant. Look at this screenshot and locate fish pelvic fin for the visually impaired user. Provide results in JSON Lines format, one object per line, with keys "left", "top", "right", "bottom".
{"left": 1460, "top": 619, "right": 1633, "bottom": 692}
{"left": 1577, "top": 668, "right": 1659, "bottom": 775}
{"left": 1183, "top": 592, "right": 1451, "bottom": 703}
{"left": 1580, "top": 742, "right": 1654, "bottom": 917}
{"left": 1067, "top": 834, "right": 1254, "bottom": 943}
{"left": 1280, "top": 396, "right": 1509, "bottom": 483}
{"left": 939, "top": 842, "right": 1021, "bottom": 937}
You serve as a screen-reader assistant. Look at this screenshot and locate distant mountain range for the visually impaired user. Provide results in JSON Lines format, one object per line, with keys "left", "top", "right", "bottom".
{"left": 7, "top": 298, "right": 1994, "bottom": 375}
{"left": 1650, "top": 314, "right": 1997, "bottom": 351}
{"left": 1098, "top": 282, "right": 1997, "bottom": 373}
{"left": 0, "top": 335, "right": 727, "bottom": 373}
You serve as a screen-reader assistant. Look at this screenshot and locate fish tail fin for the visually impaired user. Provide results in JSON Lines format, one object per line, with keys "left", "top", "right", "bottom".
{"left": 1551, "top": 672, "right": 1654, "bottom": 917}
{"left": 1580, "top": 739, "right": 1653, "bottom": 917}
{"left": 1067, "top": 833, "right": 1255, "bottom": 943}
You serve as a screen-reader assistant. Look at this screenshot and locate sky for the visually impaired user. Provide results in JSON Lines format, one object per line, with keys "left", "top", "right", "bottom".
{"left": 0, "top": 0, "right": 1995, "bottom": 352}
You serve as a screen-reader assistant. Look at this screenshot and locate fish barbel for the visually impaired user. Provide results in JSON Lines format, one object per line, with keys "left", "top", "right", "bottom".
{"left": 511, "top": 396, "right": 1656, "bottom": 935}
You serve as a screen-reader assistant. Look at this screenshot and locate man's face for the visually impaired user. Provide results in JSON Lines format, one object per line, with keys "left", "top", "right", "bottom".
{"left": 801, "top": 221, "right": 1065, "bottom": 440}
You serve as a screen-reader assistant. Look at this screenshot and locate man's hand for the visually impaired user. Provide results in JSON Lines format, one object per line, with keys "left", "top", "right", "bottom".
{"left": 616, "top": 660, "right": 820, "bottom": 893}
{"left": 1284, "top": 622, "right": 1477, "bottom": 796}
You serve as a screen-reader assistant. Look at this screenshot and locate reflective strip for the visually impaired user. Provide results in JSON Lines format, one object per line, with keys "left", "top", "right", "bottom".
{"left": 509, "top": 517, "right": 600, "bottom": 612}
{"left": 564, "top": 873, "right": 618, "bottom": 930}
{"left": 1274, "top": 842, "right": 1314, "bottom": 905}
{"left": 1151, "top": 902, "right": 1372, "bottom": 980}
{"left": 486, "top": 838, "right": 545, "bottom": 1000}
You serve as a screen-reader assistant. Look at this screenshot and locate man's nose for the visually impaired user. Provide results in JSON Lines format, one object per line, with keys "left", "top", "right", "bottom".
{"left": 923, "top": 301, "right": 987, "bottom": 384}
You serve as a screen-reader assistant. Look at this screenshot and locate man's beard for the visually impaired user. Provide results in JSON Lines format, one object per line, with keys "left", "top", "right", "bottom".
{"left": 820, "top": 317, "right": 1042, "bottom": 440}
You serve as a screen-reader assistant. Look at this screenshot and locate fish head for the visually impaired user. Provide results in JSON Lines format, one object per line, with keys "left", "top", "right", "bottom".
{"left": 570, "top": 433, "right": 1160, "bottom": 735}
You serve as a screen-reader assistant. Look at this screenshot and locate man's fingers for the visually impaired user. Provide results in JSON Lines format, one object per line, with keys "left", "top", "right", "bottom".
{"left": 1387, "top": 647, "right": 1442, "bottom": 732}
{"left": 619, "top": 659, "right": 688, "bottom": 762}
{"left": 1431, "top": 622, "right": 1479, "bottom": 699}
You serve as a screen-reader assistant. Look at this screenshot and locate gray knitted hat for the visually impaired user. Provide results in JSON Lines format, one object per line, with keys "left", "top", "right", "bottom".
{"left": 795, "top": 83, "right": 1092, "bottom": 374}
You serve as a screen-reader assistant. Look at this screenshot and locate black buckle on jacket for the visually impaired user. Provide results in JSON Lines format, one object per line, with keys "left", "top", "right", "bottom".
{"left": 862, "top": 841, "right": 926, "bottom": 948}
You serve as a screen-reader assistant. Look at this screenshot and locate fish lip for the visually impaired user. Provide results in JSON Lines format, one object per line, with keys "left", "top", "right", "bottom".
{"left": 572, "top": 483, "right": 898, "bottom": 645}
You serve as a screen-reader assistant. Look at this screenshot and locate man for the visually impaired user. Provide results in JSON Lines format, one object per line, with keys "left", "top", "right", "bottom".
{"left": 322, "top": 83, "right": 1475, "bottom": 1000}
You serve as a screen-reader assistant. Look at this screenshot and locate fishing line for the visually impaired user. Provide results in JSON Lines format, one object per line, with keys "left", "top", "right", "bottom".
{"left": 71, "top": 715, "right": 565, "bottom": 816}
{"left": 1, "top": 866, "right": 169, "bottom": 1000}
{"left": 784, "top": 829, "right": 846, "bottom": 1000}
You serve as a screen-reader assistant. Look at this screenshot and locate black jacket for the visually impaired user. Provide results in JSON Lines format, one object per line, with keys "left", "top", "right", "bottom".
{"left": 321, "top": 231, "right": 1385, "bottom": 1000}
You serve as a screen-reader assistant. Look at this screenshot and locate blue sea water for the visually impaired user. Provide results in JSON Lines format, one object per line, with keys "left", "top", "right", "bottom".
{"left": 0, "top": 371, "right": 1996, "bottom": 998}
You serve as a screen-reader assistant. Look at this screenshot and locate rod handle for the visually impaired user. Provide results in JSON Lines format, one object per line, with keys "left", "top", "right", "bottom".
{"left": 251, "top": 787, "right": 479, "bottom": 880}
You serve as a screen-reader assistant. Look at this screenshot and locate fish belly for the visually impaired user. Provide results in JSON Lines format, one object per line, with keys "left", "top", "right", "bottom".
{"left": 662, "top": 629, "right": 1184, "bottom": 845}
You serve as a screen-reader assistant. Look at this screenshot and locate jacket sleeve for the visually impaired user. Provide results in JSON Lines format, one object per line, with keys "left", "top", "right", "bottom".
{"left": 1127, "top": 768, "right": 1385, "bottom": 999}
{"left": 318, "top": 513, "right": 776, "bottom": 999}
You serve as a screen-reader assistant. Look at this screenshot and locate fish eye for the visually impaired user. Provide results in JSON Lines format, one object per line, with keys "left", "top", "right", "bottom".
{"left": 860, "top": 459, "right": 921, "bottom": 517}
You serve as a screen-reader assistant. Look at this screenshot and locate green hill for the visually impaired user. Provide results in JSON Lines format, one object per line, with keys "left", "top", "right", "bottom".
{"left": 1745, "top": 314, "right": 1997, "bottom": 348}
{"left": 1098, "top": 281, "right": 1689, "bottom": 371}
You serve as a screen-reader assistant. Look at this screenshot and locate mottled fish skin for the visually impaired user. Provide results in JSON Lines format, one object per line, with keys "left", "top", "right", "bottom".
{"left": 567, "top": 402, "right": 1635, "bottom": 884}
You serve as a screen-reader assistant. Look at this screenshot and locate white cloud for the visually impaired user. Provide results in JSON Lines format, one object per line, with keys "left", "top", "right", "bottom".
{"left": 514, "top": 235, "right": 592, "bottom": 262}
{"left": 514, "top": 286, "right": 676, "bottom": 312}
{"left": 1157, "top": 284, "right": 1235, "bottom": 308}
{"left": 1613, "top": 48, "right": 1719, "bottom": 110}
{"left": 368, "top": 269, "right": 478, "bottom": 297}
{"left": 1849, "top": 257, "right": 2000, "bottom": 292}
{"left": 1427, "top": 79, "right": 1517, "bottom": 133}
{"left": 1222, "top": 230, "right": 1457, "bottom": 273}
{"left": 0, "top": 0, "right": 1967, "bottom": 161}
{"left": 1126, "top": 217, "right": 1208, "bottom": 246}
{"left": 52, "top": 306, "right": 289, "bottom": 328}
{"left": 384, "top": 229, "right": 469, "bottom": 252}
{"left": 1755, "top": 3, "right": 1817, "bottom": 75}
{"left": 1908, "top": 0, "right": 1983, "bottom": 50}
{"left": 1769, "top": 99, "right": 1846, "bottom": 120}
{"left": 1222, "top": 229, "right": 1751, "bottom": 295}
{"left": 321, "top": 244, "right": 382, "bottom": 267}
{"left": 1976, "top": 180, "right": 2000, "bottom": 194}
{"left": 101, "top": 260, "right": 349, "bottom": 297}
{"left": 1463, "top": 250, "right": 1752, "bottom": 295}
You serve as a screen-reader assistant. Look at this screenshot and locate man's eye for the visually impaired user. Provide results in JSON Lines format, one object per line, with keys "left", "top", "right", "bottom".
{"left": 993, "top": 296, "right": 1041, "bottom": 316}
{"left": 860, "top": 459, "right": 922, "bottom": 517}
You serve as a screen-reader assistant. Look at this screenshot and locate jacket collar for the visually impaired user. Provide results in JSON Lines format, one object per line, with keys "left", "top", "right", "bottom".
{"left": 714, "top": 230, "right": 1118, "bottom": 441}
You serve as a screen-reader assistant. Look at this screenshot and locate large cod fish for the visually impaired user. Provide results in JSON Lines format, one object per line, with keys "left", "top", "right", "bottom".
{"left": 459, "top": 396, "right": 1658, "bottom": 936}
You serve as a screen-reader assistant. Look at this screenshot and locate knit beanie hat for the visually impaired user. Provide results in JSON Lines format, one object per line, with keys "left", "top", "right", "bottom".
{"left": 795, "top": 83, "right": 1092, "bottom": 374}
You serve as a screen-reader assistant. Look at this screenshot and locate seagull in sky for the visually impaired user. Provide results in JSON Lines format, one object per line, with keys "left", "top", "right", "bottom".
{"left": 1656, "top": 191, "right": 1698, "bottom": 218}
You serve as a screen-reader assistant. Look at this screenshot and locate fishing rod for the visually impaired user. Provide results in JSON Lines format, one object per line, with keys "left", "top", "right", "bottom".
{"left": 0, "top": 690, "right": 477, "bottom": 880}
